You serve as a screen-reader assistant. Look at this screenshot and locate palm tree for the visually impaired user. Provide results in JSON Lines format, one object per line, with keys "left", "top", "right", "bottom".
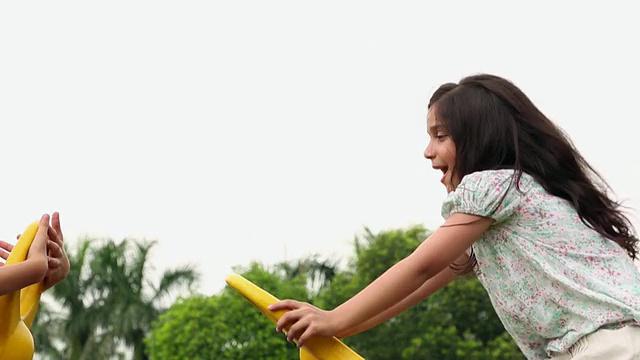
{"left": 31, "top": 298, "right": 63, "bottom": 360}
{"left": 275, "top": 254, "right": 340, "bottom": 295}
{"left": 91, "top": 239, "right": 199, "bottom": 360}
{"left": 32, "top": 238, "right": 123, "bottom": 359}
{"left": 32, "top": 237, "right": 199, "bottom": 360}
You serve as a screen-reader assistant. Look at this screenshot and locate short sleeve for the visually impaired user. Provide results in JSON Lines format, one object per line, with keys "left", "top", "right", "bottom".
{"left": 441, "top": 170, "right": 525, "bottom": 224}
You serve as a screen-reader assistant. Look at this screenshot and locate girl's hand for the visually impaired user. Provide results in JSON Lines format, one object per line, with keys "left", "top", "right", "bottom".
{"left": 269, "top": 300, "right": 340, "bottom": 347}
{"left": 43, "top": 212, "right": 70, "bottom": 290}
{"left": 0, "top": 240, "right": 14, "bottom": 266}
{"left": 26, "top": 214, "right": 51, "bottom": 275}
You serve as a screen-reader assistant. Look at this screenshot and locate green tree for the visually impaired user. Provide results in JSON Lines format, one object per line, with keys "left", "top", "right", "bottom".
{"left": 316, "top": 225, "right": 524, "bottom": 359}
{"left": 32, "top": 237, "right": 198, "bottom": 360}
{"left": 91, "top": 239, "right": 199, "bottom": 360}
{"left": 32, "top": 238, "right": 122, "bottom": 360}
{"left": 316, "top": 225, "right": 431, "bottom": 359}
{"left": 146, "top": 262, "right": 309, "bottom": 360}
{"left": 275, "top": 254, "right": 341, "bottom": 296}
{"left": 144, "top": 294, "right": 223, "bottom": 360}
{"left": 31, "top": 299, "right": 63, "bottom": 360}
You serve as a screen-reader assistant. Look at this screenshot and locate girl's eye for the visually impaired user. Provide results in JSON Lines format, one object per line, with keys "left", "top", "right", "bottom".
{"left": 436, "top": 134, "right": 448, "bottom": 141}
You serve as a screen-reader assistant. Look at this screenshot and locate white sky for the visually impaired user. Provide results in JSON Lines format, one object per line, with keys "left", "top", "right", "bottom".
{"left": 1, "top": 1, "right": 638, "bottom": 296}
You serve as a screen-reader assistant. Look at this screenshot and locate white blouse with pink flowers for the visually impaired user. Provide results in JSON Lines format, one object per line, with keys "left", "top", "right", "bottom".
{"left": 441, "top": 170, "right": 640, "bottom": 359}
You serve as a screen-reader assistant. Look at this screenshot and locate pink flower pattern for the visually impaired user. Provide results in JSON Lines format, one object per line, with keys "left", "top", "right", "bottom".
{"left": 442, "top": 170, "right": 640, "bottom": 359}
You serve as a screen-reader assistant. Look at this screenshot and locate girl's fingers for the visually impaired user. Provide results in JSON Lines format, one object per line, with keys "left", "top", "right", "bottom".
{"left": 287, "top": 316, "right": 311, "bottom": 344}
{"left": 47, "top": 227, "right": 63, "bottom": 247}
{"left": 297, "top": 326, "right": 315, "bottom": 348}
{"left": 51, "top": 212, "right": 63, "bottom": 242}
{"left": 47, "top": 240, "right": 63, "bottom": 258}
{"left": 269, "top": 299, "right": 303, "bottom": 312}
{"left": 36, "top": 214, "right": 51, "bottom": 241}
{"left": 0, "top": 241, "right": 13, "bottom": 260}
{"left": 276, "top": 308, "right": 305, "bottom": 333}
{"left": 0, "top": 240, "right": 14, "bottom": 253}
{"left": 48, "top": 257, "right": 61, "bottom": 268}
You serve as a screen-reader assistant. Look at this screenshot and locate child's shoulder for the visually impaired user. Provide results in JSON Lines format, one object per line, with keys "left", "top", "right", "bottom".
{"left": 442, "top": 169, "right": 538, "bottom": 223}
{"left": 457, "top": 169, "right": 535, "bottom": 193}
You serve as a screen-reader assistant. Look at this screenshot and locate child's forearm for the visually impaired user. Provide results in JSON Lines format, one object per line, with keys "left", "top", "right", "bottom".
{"left": 336, "top": 264, "right": 458, "bottom": 338}
{"left": 331, "top": 256, "right": 432, "bottom": 333}
{"left": 0, "top": 256, "right": 48, "bottom": 295}
{"left": 329, "top": 217, "right": 489, "bottom": 336}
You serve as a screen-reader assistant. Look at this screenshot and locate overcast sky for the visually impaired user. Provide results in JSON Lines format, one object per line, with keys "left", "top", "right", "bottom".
{"left": 1, "top": 1, "right": 638, "bottom": 296}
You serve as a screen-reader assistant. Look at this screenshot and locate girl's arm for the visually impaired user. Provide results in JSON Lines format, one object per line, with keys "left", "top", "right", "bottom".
{"left": 273, "top": 213, "right": 492, "bottom": 345}
{"left": 0, "top": 257, "right": 49, "bottom": 295}
{"left": 336, "top": 254, "right": 466, "bottom": 338}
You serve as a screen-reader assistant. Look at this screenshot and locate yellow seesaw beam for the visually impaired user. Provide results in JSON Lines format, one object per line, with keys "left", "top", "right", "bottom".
{"left": 225, "top": 273, "right": 365, "bottom": 360}
{"left": 0, "top": 221, "right": 44, "bottom": 360}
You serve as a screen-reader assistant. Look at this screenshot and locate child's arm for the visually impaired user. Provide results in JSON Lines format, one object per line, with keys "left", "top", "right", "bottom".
{"left": 0, "top": 258, "right": 48, "bottom": 295}
{"left": 273, "top": 213, "right": 492, "bottom": 346}
{"left": 336, "top": 254, "right": 465, "bottom": 338}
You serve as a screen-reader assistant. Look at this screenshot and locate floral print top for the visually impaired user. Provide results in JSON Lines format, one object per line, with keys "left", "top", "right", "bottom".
{"left": 441, "top": 170, "right": 640, "bottom": 359}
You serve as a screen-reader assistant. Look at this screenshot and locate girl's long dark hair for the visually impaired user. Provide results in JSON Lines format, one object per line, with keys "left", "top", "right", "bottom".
{"left": 429, "top": 74, "right": 638, "bottom": 273}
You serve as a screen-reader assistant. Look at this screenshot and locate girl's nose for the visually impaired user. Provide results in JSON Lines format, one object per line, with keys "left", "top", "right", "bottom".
{"left": 424, "top": 142, "right": 435, "bottom": 160}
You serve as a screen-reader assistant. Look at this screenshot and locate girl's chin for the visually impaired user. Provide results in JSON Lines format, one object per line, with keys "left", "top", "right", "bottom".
{"left": 443, "top": 182, "right": 457, "bottom": 193}
{"left": 440, "top": 172, "right": 457, "bottom": 193}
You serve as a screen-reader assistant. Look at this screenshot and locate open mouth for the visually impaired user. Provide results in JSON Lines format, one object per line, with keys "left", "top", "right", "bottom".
{"left": 440, "top": 167, "right": 448, "bottom": 184}
{"left": 433, "top": 166, "right": 449, "bottom": 184}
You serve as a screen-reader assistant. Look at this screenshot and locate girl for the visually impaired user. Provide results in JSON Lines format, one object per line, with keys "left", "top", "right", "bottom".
{"left": 269, "top": 74, "right": 640, "bottom": 359}
{"left": 0, "top": 212, "right": 70, "bottom": 295}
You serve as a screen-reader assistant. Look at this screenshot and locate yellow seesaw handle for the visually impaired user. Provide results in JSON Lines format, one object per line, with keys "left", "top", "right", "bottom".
{"left": 0, "top": 221, "right": 44, "bottom": 360}
{"left": 225, "top": 273, "right": 365, "bottom": 360}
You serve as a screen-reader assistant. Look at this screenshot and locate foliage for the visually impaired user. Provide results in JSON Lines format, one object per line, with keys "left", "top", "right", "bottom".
{"left": 31, "top": 237, "right": 198, "bottom": 360}
{"left": 146, "top": 262, "right": 306, "bottom": 360}
{"left": 315, "top": 225, "right": 524, "bottom": 359}
{"left": 32, "top": 225, "right": 524, "bottom": 359}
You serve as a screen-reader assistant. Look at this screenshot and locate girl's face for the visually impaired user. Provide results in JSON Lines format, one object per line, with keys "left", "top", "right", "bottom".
{"left": 424, "top": 108, "right": 459, "bottom": 193}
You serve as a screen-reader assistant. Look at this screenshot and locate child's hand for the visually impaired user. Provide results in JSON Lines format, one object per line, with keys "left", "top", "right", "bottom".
{"left": 43, "top": 212, "right": 70, "bottom": 290}
{"left": 269, "top": 300, "right": 340, "bottom": 347}
{"left": 26, "top": 214, "right": 52, "bottom": 276}
{"left": 0, "top": 240, "right": 14, "bottom": 266}
{"left": 4, "top": 213, "right": 69, "bottom": 289}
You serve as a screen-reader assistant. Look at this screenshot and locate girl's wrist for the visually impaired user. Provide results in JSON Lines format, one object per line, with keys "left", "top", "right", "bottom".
{"left": 329, "top": 308, "right": 351, "bottom": 337}
{"left": 26, "top": 254, "right": 48, "bottom": 280}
